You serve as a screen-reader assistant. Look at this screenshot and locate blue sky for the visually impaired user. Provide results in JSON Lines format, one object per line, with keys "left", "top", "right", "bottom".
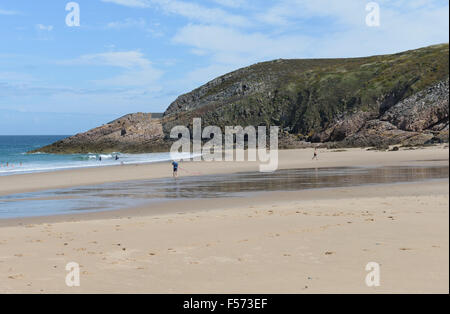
{"left": 0, "top": 0, "right": 448, "bottom": 135}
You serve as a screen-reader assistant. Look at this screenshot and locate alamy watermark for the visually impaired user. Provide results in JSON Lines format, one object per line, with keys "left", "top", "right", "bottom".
{"left": 366, "top": 2, "right": 380, "bottom": 27}
{"left": 170, "top": 118, "right": 279, "bottom": 172}
{"left": 365, "top": 262, "right": 381, "bottom": 287}
{"left": 65, "top": 262, "right": 80, "bottom": 287}
{"left": 65, "top": 2, "right": 80, "bottom": 27}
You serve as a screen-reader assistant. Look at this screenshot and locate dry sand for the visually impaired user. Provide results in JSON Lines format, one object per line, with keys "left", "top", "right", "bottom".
{"left": 0, "top": 146, "right": 448, "bottom": 293}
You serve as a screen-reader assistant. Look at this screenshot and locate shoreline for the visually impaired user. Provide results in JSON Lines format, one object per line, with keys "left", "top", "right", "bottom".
{"left": 0, "top": 146, "right": 448, "bottom": 197}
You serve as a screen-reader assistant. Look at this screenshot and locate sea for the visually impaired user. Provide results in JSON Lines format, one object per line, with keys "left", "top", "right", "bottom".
{"left": 0, "top": 135, "right": 179, "bottom": 176}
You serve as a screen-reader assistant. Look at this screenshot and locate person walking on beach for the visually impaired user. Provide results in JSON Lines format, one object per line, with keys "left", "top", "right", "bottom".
{"left": 312, "top": 148, "right": 319, "bottom": 160}
{"left": 172, "top": 161, "right": 179, "bottom": 178}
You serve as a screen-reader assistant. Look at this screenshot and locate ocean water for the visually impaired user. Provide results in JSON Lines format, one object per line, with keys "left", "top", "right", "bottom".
{"left": 0, "top": 135, "right": 178, "bottom": 176}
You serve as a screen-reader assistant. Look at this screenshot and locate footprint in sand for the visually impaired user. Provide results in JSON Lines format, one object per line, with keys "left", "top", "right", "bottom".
{"left": 8, "top": 274, "right": 24, "bottom": 280}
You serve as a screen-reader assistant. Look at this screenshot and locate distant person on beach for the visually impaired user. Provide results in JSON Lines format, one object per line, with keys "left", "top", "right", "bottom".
{"left": 99, "top": 156, "right": 102, "bottom": 162}
{"left": 172, "top": 161, "right": 179, "bottom": 178}
{"left": 312, "top": 148, "right": 319, "bottom": 160}
{"left": 115, "top": 155, "right": 119, "bottom": 161}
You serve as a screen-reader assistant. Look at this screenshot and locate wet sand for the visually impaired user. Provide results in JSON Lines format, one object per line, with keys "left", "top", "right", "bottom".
{"left": 0, "top": 146, "right": 448, "bottom": 293}
{"left": 1, "top": 146, "right": 448, "bottom": 196}
{"left": 1, "top": 164, "right": 447, "bottom": 219}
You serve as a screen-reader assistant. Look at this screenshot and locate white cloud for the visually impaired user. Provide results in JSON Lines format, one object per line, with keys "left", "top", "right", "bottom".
{"left": 106, "top": 18, "right": 147, "bottom": 29}
{"left": 0, "top": 72, "right": 35, "bottom": 85}
{"left": 153, "top": 0, "right": 251, "bottom": 27}
{"left": 36, "top": 24, "right": 53, "bottom": 31}
{"left": 0, "top": 8, "right": 18, "bottom": 15}
{"left": 173, "top": 24, "right": 312, "bottom": 65}
{"left": 61, "top": 51, "right": 152, "bottom": 69}
{"left": 101, "top": 0, "right": 151, "bottom": 8}
{"left": 101, "top": 0, "right": 251, "bottom": 27}
{"left": 105, "top": 18, "right": 164, "bottom": 36}
{"left": 212, "top": 0, "right": 247, "bottom": 9}
{"left": 93, "top": 68, "right": 163, "bottom": 87}
{"left": 59, "top": 51, "right": 163, "bottom": 88}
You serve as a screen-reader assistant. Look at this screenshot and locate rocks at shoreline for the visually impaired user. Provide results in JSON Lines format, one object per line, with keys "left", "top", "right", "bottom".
{"left": 31, "top": 113, "right": 168, "bottom": 154}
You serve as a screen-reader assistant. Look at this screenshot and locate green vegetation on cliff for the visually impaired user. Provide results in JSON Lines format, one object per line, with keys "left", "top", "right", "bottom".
{"left": 164, "top": 44, "right": 449, "bottom": 139}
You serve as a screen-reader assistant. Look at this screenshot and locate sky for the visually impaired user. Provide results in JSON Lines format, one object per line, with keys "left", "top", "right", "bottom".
{"left": 0, "top": 0, "right": 448, "bottom": 135}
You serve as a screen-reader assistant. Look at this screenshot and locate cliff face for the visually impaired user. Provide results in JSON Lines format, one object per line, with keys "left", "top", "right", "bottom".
{"left": 316, "top": 78, "right": 449, "bottom": 147}
{"left": 34, "top": 44, "right": 449, "bottom": 154}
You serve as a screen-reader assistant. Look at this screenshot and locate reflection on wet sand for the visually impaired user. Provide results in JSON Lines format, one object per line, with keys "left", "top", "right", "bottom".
{"left": 0, "top": 165, "right": 448, "bottom": 219}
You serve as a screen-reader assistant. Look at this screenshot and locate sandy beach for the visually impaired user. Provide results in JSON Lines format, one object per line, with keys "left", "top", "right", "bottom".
{"left": 0, "top": 146, "right": 449, "bottom": 293}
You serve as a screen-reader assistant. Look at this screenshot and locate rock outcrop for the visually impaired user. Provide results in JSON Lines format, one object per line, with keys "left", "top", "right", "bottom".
{"left": 33, "top": 113, "right": 168, "bottom": 154}
{"left": 316, "top": 77, "right": 449, "bottom": 147}
{"left": 381, "top": 79, "right": 449, "bottom": 132}
{"left": 340, "top": 120, "right": 434, "bottom": 148}
{"left": 32, "top": 44, "right": 449, "bottom": 154}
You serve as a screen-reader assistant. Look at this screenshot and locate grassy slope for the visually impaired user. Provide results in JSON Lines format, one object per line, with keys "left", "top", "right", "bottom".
{"left": 166, "top": 44, "right": 449, "bottom": 139}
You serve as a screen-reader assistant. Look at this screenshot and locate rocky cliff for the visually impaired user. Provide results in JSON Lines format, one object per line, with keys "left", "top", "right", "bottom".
{"left": 32, "top": 113, "right": 168, "bottom": 154}
{"left": 34, "top": 44, "right": 449, "bottom": 154}
{"left": 316, "top": 78, "right": 449, "bottom": 147}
